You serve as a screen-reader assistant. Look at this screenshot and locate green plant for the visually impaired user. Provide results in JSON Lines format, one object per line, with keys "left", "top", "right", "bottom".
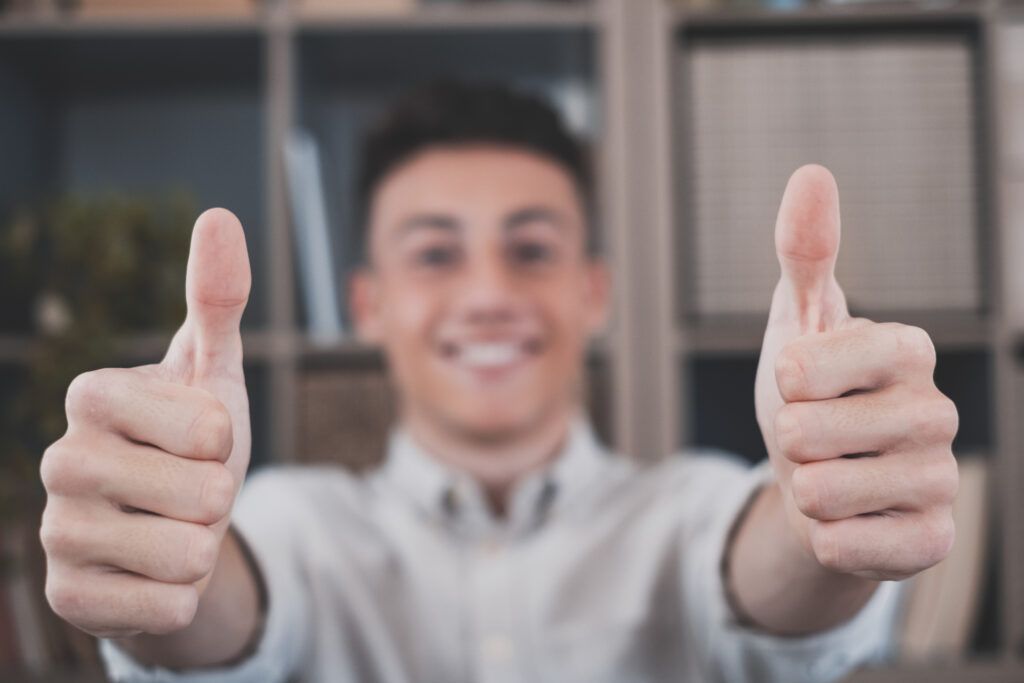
{"left": 0, "top": 191, "right": 195, "bottom": 514}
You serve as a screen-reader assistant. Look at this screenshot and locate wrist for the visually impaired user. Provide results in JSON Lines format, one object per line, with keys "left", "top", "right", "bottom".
{"left": 725, "top": 481, "right": 880, "bottom": 636}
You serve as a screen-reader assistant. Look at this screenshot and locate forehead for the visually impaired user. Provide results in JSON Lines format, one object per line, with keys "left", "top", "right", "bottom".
{"left": 369, "top": 144, "right": 584, "bottom": 237}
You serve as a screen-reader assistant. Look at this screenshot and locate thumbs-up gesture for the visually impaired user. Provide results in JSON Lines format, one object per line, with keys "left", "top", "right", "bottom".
{"left": 755, "top": 165, "right": 959, "bottom": 582}
{"left": 40, "top": 208, "right": 252, "bottom": 637}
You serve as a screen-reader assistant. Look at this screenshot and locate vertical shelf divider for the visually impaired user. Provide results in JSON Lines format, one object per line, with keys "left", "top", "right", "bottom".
{"left": 989, "top": 2, "right": 1024, "bottom": 659}
{"left": 265, "top": 3, "right": 299, "bottom": 463}
{"left": 599, "top": 0, "right": 678, "bottom": 462}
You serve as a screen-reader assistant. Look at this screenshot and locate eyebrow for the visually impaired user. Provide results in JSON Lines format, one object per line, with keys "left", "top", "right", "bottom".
{"left": 504, "top": 206, "right": 566, "bottom": 232}
{"left": 392, "top": 205, "right": 566, "bottom": 241}
{"left": 395, "top": 213, "right": 461, "bottom": 239}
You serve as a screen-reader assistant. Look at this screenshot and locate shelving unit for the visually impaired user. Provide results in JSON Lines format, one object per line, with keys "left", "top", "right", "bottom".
{"left": 0, "top": 0, "right": 1022, "bottom": 680}
{"left": 662, "top": 2, "right": 1023, "bottom": 679}
{"left": 606, "top": 0, "right": 1024, "bottom": 680}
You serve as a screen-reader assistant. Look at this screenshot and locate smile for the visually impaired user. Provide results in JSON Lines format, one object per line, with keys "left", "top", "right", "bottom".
{"left": 440, "top": 338, "right": 543, "bottom": 372}
{"left": 461, "top": 341, "right": 521, "bottom": 368}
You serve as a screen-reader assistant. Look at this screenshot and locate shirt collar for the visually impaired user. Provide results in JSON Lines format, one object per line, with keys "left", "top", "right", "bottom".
{"left": 375, "top": 416, "right": 609, "bottom": 535}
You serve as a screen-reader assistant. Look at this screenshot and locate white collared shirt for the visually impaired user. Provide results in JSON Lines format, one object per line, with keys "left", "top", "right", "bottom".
{"left": 101, "top": 420, "right": 904, "bottom": 682}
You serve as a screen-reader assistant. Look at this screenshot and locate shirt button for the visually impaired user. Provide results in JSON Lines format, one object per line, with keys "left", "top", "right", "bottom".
{"left": 479, "top": 538, "right": 502, "bottom": 556}
{"left": 481, "top": 634, "right": 515, "bottom": 662}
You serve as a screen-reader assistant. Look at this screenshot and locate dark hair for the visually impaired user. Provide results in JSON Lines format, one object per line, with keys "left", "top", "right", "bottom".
{"left": 355, "top": 80, "right": 595, "bottom": 259}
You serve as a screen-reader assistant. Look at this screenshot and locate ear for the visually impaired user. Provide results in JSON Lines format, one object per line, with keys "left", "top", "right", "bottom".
{"left": 348, "top": 267, "right": 383, "bottom": 345}
{"left": 582, "top": 258, "right": 611, "bottom": 337}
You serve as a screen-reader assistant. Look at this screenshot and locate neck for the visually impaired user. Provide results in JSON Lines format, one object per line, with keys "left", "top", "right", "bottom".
{"left": 401, "top": 406, "right": 576, "bottom": 516}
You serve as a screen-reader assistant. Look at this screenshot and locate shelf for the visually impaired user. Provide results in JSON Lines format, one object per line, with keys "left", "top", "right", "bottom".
{"left": 0, "top": 1, "right": 597, "bottom": 36}
{"left": 0, "top": 331, "right": 282, "bottom": 365}
{"left": 0, "top": 329, "right": 609, "bottom": 367}
{"left": 675, "top": 1, "right": 986, "bottom": 31}
{"left": 679, "top": 312, "right": 994, "bottom": 356}
{"left": 296, "top": 2, "right": 597, "bottom": 31}
{"left": 299, "top": 336, "right": 381, "bottom": 368}
{"left": 0, "top": 12, "right": 263, "bottom": 36}
{"left": 296, "top": 18, "right": 596, "bottom": 88}
{"left": 295, "top": 333, "right": 612, "bottom": 370}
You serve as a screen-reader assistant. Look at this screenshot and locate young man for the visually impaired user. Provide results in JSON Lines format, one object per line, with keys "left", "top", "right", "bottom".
{"left": 39, "top": 83, "right": 958, "bottom": 682}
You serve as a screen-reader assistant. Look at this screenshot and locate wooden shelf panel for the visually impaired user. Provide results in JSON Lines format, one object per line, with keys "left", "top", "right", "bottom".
{"left": 0, "top": 331, "right": 611, "bottom": 366}
{"left": 675, "top": 2, "right": 985, "bottom": 31}
{"left": 0, "top": 331, "right": 283, "bottom": 365}
{"left": 295, "top": 333, "right": 611, "bottom": 367}
{"left": 0, "top": 12, "right": 263, "bottom": 36}
{"left": 0, "top": 1, "right": 596, "bottom": 36}
{"left": 296, "top": 3, "right": 597, "bottom": 31}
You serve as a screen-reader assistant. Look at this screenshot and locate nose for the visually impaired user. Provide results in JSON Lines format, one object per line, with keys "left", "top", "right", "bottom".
{"left": 457, "top": 249, "right": 521, "bottom": 324}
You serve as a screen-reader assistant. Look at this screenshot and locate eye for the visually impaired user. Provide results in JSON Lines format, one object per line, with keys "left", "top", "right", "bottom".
{"left": 415, "top": 244, "right": 460, "bottom": 268}
{"left": 509, "top": 241, "right": 556, "bottom": 265}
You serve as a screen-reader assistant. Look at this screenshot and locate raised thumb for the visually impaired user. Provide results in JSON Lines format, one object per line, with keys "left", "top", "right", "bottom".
{"left": 182, "top": 208, "right": 251, "bottom": 372}
{"left": 774, "top": 164, "right": 841, "bottom": 313}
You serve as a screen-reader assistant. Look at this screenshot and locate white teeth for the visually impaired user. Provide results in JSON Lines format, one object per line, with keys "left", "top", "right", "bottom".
{"left": 460, "top": 342, "right": 520, "bottom": 368}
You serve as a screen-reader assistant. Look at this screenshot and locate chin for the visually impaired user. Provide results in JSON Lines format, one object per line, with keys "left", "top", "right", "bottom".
{"left": 442, "top": 402, "right": 551, "bottom": 444}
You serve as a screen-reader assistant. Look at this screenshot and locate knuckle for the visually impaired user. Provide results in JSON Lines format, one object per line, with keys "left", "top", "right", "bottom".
{"left": 810, "top": 523, "right": 844, "bottom": 573}
{"left": 774, "top": 404, "right": 807, "bottom": 461}
{"left": 921, "top": 513, "right": 955, "bottom": 567}
{"left": 927, "top": 454, "right": 960, "bottom": 506}
{"left": 39, "top": 441, "right": 81, "bottom": 495}
{"left": 791, "top": 465, "right": 826, "bottom": 519}
{"left": 44, "top": 570, "right": 82, "bottom": 621}
{"left": 935, "top": 396, "right": 960, "bottom": 443}
{"left": 190, "top": 399, "right": 233, "bottom": 461}
{"left": 182, "top": 527, "right": 219, "bottom": 582}
{"left": 65, "top": 369, "right": 111, "bottom": 422}
{"left": 893, "top": 324, "right": 936, "bottom": 371}
{"left": 912, "top": 395, "right": 960, "bottom": 445}
{"left": 39, "top": 508, "right": 78, "bottom": 558}
{"left": 197, "top": 464, "right": 235, "bottom": 523}
{"left": 775, "top": 345, "right": 810, "bottom": 401}
{"left": 154, "top": 587, "right": 199, "bottom": 635}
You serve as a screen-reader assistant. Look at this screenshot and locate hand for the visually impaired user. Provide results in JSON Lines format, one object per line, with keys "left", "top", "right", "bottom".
{"left": 39, "top": 208, "right": 252, "bottom": 637}
{"left": 754, "top": 165, "right": 959, "bottom": 582}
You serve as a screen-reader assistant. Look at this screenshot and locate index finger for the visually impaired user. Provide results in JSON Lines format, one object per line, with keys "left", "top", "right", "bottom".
{"left": 775, "top": 322, "right": 937, "bottom": 403}
{"left": 65, "top": 368, "right": 233, "bottom": 462}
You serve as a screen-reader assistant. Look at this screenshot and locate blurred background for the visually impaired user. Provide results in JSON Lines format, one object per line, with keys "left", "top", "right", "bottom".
{"left": 0, "top": 0, "right": 1021, "bottom": 680}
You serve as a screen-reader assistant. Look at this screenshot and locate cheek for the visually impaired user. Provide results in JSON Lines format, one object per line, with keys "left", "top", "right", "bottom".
{"left": 379, "top": 284, "right": 438, "bottom": 350}
{"left": 538, "top": 282, "right": 591, "bottom": 354}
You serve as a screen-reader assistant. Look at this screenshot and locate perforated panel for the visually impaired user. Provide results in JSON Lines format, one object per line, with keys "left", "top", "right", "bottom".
{"left": 685, "top": 35, "right": 981, "bottom": 316}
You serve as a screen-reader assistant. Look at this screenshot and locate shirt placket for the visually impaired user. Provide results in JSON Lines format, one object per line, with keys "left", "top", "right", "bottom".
{"left": 469, "top": 532, "right": 522, "bottom": 683}
{"left": 447, "top": 477, "right": 525, "bottom": 683}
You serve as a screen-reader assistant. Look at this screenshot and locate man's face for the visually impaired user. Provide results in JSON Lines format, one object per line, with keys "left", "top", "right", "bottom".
{"left": 351, "top": 144, "right": 609, "bottom": 443}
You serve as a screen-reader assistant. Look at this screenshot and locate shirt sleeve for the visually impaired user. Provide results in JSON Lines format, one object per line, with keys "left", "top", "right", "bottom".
{"left": 680, "top": 453, "right": 908, "bottom": 683}
{"left": 100, "top": 469, "right": 311, "bottom": 683}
